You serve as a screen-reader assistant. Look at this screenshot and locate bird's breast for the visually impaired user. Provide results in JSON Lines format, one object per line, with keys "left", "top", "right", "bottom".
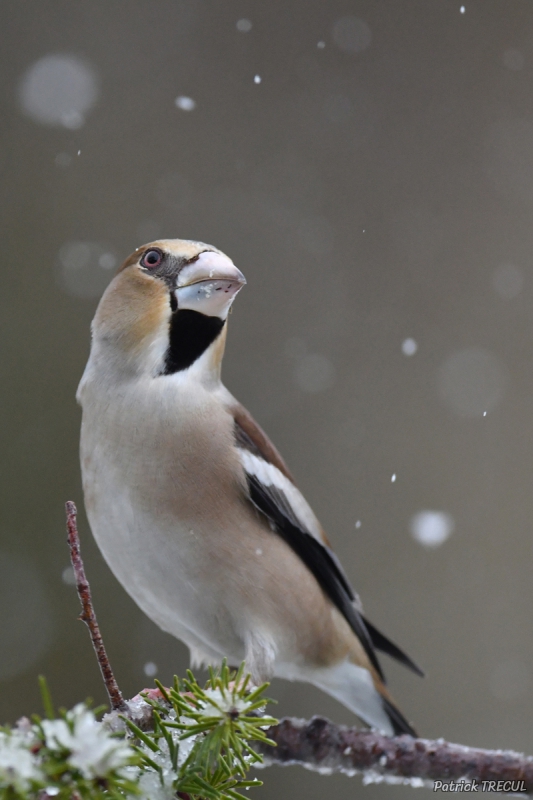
{"left": 81, "top": 376, "right": 241, "bottom": 517}
{"left": 79, "top": 376, "right": 248, "bottom": 630}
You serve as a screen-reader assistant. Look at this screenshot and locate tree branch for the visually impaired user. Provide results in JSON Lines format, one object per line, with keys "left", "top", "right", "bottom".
{"left": 255, "top": 717, "right": 533, "bottom": 792}
{"left": 65, "top": 501, "right": 127, "bottom": 712}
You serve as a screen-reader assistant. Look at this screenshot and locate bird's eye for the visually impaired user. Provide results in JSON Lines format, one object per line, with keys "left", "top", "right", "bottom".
{"left": 141, "top": 249, "right": 163, "bottom": 269}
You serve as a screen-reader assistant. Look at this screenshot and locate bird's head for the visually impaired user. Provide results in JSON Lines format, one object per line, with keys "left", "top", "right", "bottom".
{"left": 89, "top": 238, "right": 246, "bottom": 380}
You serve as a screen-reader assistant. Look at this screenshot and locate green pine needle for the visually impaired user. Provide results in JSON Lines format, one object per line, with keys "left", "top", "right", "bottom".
{"left": 38, "top": 675, "right": 55, "bottom": 720}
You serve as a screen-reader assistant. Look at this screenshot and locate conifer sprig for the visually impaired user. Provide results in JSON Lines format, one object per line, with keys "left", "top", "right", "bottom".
{"left": 125, "top": 659, "right": 277, "bottom": 799}
{"left": 0, "top": 664, "right": 277, "bottom": 800}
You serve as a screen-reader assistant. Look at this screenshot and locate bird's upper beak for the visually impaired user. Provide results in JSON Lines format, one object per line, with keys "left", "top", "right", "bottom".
{"left": 175, "top": 251, "right": 246, "bottom": 318}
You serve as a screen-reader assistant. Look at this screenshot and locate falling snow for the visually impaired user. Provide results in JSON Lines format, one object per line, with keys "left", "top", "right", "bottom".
{"left": 175, "top": 95, "right": 196, "bottom": 111}
{"left": 402, "top": 338, "right": 418, "bottom": 356}
{"left": 410, "top": 511, "right": 454, "bottom": 548}
{"left": 18, "top": 54, "right": 98, "bottom": 128}
{"left": 236, "top": 18, "right": 252, "bottom": 32}
{"left": 61, "top": 565, "right": 76, "bottom": 586}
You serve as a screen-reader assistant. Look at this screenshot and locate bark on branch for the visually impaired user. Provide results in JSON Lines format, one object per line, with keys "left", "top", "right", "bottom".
{"left": 66, "top": 501, "right": 127, "bottom": 712}
{"left": 255, "top": 717, "right": 533, "bottom": 792}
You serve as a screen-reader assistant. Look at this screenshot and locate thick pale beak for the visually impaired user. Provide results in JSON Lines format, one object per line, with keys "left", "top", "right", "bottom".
{"left": 175, "top": 251, "right": 246, "bottom": 319}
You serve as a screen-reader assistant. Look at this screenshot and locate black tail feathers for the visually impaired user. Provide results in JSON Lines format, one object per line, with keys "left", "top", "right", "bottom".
{"left": 381, "top": 696, "right": 418, "bottom": 737}
{"left": 363, "top": 617, "right": 424, "bottom": 678}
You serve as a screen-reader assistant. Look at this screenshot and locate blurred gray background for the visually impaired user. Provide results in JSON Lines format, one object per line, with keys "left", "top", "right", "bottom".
{"left": 2, "top": 0, "right": 533, "bottom": 796}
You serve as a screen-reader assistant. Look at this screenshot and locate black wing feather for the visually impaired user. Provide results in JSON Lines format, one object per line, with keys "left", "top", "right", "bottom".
{"left": 246, "top": 473, "right": 386, "bottom": 682}
{"left": 246, "top": 471, "right": 423, "bottom": 683}
{"left": 363, "top": 618, "right": 424, "bottom": 678}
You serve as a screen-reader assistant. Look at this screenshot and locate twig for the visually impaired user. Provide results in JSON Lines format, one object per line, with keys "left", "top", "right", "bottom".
{"left": 255, "top": 716, "right": 533, "bottom": 793}
{"left": 65, "top": 500, "right": 127, "bottom": 712}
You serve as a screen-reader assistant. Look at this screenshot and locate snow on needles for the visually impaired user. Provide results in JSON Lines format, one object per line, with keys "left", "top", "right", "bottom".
{"left": 0, "top": 729, "right": 43, "bottom": 792}
{"left": 42, "top": 704, "right": 133, "bottom": 779}
{"left": 0, "top": 704, "right": 135, "bottom": 794}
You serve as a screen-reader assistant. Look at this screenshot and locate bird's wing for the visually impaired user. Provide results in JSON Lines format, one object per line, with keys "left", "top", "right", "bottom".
{"left": 227, "top": 399, "right": 423, "bottom": 681}
{"left": 232, "top": 402, "right": 295, "bottom": 482}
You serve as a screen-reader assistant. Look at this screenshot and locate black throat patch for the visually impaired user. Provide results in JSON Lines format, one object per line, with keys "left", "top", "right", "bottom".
{"left": 163, "top": 309, "right": 225, "bottom": 374}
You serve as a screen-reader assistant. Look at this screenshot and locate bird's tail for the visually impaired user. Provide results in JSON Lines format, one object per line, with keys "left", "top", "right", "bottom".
{"left": 308, "top": 659, "right": 417, "bottom": 737}
{"left": 378, "top": 687, "right": 418, "bottom": 737}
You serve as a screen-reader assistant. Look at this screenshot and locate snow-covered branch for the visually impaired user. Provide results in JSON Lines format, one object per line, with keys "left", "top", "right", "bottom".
{"left": 255, "top": 716, "right": 533, "bottom": 792}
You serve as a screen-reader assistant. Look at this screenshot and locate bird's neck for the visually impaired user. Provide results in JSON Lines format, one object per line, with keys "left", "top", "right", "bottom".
{"left": 163, "top": 310, "right": 225, "bottom": 375}
{"left": 163, "top": 318, "right": 228, "bottom": 389}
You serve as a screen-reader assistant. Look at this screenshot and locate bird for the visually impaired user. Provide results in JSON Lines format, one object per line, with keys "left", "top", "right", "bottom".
{"left": 77, "top": 238, "right": 422, "bottom": 736}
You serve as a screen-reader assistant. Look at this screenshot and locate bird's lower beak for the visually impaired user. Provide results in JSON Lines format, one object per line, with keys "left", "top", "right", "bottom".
{"left": 175, "top": 251, "right": 246, "bottom": 319}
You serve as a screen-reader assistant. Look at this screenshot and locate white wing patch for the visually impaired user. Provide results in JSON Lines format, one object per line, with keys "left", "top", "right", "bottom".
{"left": 238, "top": 449, "right": 326, "bottom": 544}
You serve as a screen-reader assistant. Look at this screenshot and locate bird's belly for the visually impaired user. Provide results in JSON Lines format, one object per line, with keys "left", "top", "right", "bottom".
{"left": 80, "top": 394, "right": 250, "bottom": 661}
{"left": 85, "top": 472, "right": 246, "bottom": 660}
{"left": 80, "top": 386, "right": 341, "bottom": 672}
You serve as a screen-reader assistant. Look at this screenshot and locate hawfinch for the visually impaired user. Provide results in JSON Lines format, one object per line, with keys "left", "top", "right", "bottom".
{"left": 77, "top": 239, "right": 421, "bottom": 736}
